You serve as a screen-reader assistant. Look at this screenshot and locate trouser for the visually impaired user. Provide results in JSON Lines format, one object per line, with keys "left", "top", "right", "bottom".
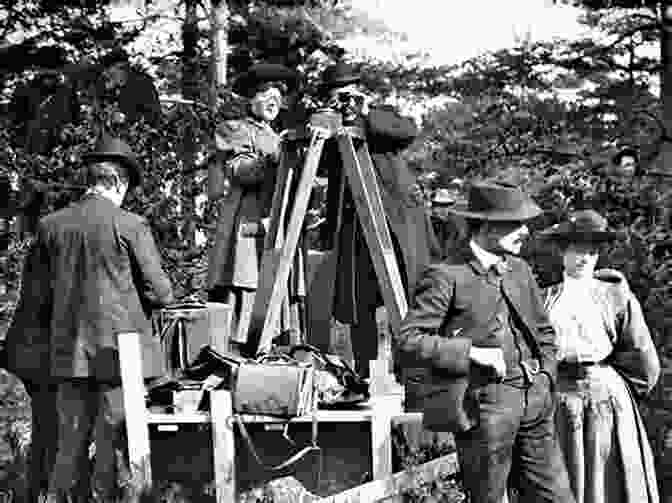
{"left": 48, "top": 379, "right": 128, "bottom": 503}
{"left": 208, "top": 285, "right": 292, "bottom": 353}
{"left": 209, "top": 286, "right": 257, "bottom": 345}
{"left": 22, "top": 380, "right": 59, "bottom": 503}
{"left": 455, "top": 373, "right": 575, "bottom": 503}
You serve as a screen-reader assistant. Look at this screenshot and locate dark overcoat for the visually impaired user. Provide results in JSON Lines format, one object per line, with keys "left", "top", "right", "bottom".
{"left": 327, "top": 106, "right": 438, "bottom": 325}
{"left": 6, "top": 193, "right": 174, "bottom": 383}
{"left": 207, "top": 116, "right": 281, "bottom": 290}
{"left": 398, "top": 246, "right": 558, "bottom": 432}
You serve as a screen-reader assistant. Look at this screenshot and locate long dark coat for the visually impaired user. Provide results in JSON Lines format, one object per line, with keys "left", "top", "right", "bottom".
{"left": 398, "top": 246, "right": 558, "bottom": 432}
{"left": 5, "top": 193, "right": 174, "bottom": 383}
{"left": 325, "top": 106, "right": 439, "bottom": 326}
{"left": 207, "top": 117, "right": 281, "bottom": 290}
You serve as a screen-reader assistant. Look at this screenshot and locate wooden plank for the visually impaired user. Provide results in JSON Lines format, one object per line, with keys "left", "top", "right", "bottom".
{"left": 146, "top": 409, "right": 423, "bottom": 426}
{"left": 210, "top": 390, "right": 236, "bottom": 503}
{"left": 336, "top": 135, "right": 408, "bottom": 332}
{"left": 117, "top": 332, "right": 153, "bottom": 491}
{"left": 315, "top": 453, "right": 459, "bottom": 503}
{"left": 248, "top": 131, "right": 328, "bottom": 355}
{"left": 370, "top": 396, "right": 400, "bottom": 480}
{"left": 147, "top": 411, "right": 211, "bottom": 424}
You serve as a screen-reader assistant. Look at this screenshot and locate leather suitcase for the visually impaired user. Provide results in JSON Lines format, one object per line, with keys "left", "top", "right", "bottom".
{"left": 154, "top": 302, "right": 232, "bottom": 376}
{"left": 233, "top": 362, "right": 317, "bottom": 418}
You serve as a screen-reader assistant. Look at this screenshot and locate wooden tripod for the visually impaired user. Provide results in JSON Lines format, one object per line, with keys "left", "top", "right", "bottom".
{"left": 244, "top": 115, "right": 408, "bottom": 376}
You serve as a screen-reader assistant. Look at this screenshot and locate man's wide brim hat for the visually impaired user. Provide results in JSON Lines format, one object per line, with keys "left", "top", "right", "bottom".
{"left": 319, "top": 61, "right": 361, "bottom": 93}
{"left": 448, "top": 179, "right": 542, "bottom": 221}
{"left": 540, "top": 209, "right": 624, "bottom": 243}
{"left": 233, "top": 63, "right": 299, "bottom": 98}
{"left": 82, "top": 136, "right": 142, "bottom": 188}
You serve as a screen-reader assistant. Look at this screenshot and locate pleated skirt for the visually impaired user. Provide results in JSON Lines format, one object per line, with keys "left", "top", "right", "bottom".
{"left": 555, "top": 364, "right": 659, "bottom": 503}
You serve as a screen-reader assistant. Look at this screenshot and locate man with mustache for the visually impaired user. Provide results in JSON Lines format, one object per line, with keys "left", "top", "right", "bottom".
{"left": 398, "top": 179, "right": 575, "bottom": 503}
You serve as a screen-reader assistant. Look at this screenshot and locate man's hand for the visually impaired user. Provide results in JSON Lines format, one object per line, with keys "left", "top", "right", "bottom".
{"left": 469, "top": 346, "right": 506, "bottom": 379}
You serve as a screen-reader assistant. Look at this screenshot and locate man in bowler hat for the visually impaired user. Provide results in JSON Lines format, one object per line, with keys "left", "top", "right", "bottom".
{"left": 10, "top": 136, "right": 173, "bottom": 502}
{"left": 398, "top": 179, "right": 574, "bottom": 503}
{"left": 312, "top": 61, "right": 439, "bottom": 376}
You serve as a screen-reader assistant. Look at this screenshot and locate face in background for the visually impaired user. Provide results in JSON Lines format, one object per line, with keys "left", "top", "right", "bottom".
{"left": 562, "top": 241, "right": 600, "bottom": 279}
{"left": 618, "top": 154, "right": 637, "bottom": 176}
{"left": 479, "top": 221, "right": 530, "bottom": 255}
{"left": 249, "top": 86, "right": 283, "bottom": 123}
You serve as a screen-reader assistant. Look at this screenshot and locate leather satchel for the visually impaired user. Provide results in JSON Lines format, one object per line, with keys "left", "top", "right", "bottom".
{"left": 233, "top": 356, "right": 317, "bottom": 417}
{"left": 183, "top": 347, "right": 318, "bottom": 418}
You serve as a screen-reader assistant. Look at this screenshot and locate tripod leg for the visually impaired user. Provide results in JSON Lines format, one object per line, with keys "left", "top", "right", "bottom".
{"left": 336, "top": 134, "right": 408, "bottom": 333}
{"left": 246, "top": 132, "right": 328, "bottom": 355}
{"left": 265, "top": 147, "right": 294, "bottom": 250}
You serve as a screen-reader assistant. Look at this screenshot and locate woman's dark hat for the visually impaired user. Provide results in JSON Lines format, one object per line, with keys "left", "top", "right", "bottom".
{"left": 82, "top": 136, "right": 142, "bottom": 188}
{"left": 233, "top": 63, "right": 298, "bottom": 98}
{"left": 539, "top": 210, "right": 624, "bottom": 242}
{"left": 101, "top": 47, "right": 130, "bottom": 67}
{"left": 319, "top": 61, "right": 361, "bottom": 93}
{"left": 448, "top": 179, "right": 542, "bottom": 221}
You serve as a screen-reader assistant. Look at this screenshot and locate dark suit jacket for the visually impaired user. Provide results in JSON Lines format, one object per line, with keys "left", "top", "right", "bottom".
{"left": 397, "top": 245, "right": 558, "bottom": 432}
{"left": 8, "top": 193, "right": 174, "bottom": 383}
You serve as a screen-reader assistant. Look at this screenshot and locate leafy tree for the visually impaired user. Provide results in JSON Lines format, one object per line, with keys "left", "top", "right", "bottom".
{"left": 553, "top": 0, "right": 672, "bottom": 228}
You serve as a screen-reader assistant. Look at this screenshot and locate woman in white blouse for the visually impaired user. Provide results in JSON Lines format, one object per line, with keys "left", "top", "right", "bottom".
{"left": 540, "top": 210, "right": 660, "bottom": 503}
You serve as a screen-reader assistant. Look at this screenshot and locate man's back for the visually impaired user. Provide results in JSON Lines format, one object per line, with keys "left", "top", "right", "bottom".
{"left": 41, "top": 193, "right": 173, "bottom": 380}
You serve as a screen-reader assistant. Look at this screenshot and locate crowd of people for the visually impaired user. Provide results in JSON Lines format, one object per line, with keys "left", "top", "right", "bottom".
{"left": 0, "top": 57, "right": 662, "bottom": 503}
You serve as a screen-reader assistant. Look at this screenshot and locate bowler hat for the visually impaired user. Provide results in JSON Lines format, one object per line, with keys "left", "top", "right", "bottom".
{"left": 319, "top": 61, "right": 361, "bottom": 93}
{"left": 233, "top": 63, "right": 298, "bottom": 98}
{"left": 448, "top": 179, "right": 542, "bottom": 221}
{"left": 82, "top": 136, "right": 142, "bottom": 188}
{"left": 539, "top": 210, "right": 624, "bottom": 243}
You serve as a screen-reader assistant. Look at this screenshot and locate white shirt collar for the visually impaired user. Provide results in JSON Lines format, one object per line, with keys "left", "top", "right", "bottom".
{"left": 563, "top": 273, "right": 595, "bottom": 289}
{"left": 469, "top": 240, "right": 501, "bottom": 271}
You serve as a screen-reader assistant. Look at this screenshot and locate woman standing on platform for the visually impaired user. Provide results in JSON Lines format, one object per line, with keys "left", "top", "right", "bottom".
{"left": 207, "top": 63, "right": 298, "bottom": 348}
{"left": 540, "top": 209, "right": 660, "bottom": 503}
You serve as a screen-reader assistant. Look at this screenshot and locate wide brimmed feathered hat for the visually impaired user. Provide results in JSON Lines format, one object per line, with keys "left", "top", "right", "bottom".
{"left": 448, "top": 179, "right": 542, "bottom": 222}
{"left": 232, "top": 63, "right": 299, "bottom": 98}
{"left": 539, "top": 209, "right": 625, "bottom": 243}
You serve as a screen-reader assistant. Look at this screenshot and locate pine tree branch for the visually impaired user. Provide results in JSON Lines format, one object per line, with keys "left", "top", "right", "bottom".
{"left": 557, "top": 22, "right": 659, "bottom": 67}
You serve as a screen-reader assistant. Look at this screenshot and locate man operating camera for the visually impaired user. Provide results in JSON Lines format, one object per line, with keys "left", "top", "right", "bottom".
{"left": 308, "top": 61, "right": 439, "bottom": 377}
